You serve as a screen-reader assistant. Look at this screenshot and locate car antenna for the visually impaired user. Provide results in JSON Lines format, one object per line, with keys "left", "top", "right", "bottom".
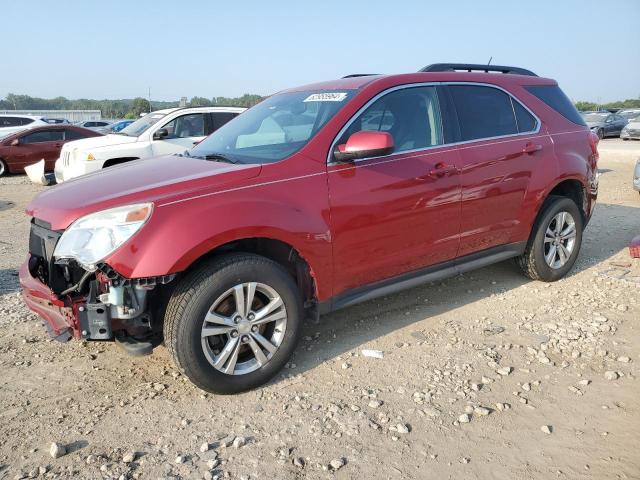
{"left": 487, "top": 56, "right": 493, "bottom": 66}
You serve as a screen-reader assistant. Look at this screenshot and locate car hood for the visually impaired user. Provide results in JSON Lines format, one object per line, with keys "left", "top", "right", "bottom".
{"left": 626, "top": 121, "right": 640, "bottom": 129}
{"left": 63, "top": 133, "right": 138, "bottom": 151}
{"left": 27, "top": 155, "right": 262, "bottom": 230}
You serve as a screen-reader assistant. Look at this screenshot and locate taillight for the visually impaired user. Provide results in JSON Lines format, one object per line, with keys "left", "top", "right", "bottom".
{"left": 588, "top": 131, "right": 599, "bottom": 159}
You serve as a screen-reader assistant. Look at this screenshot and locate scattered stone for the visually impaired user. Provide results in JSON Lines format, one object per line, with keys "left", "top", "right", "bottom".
{"left": 293, "top": 457, "right": 305, "bottom": 468}
{"left": 200, "top": 442, "right": 210, "bottom": 453}
{"left": 122, "top": 451, "right": 136, "bottom": 463}
{"left": 578, "top": 379, "right": 591, "bottom": 386}
{"left": 396, "top": 423, "right": 410, "bottom": 434}
{"left": 341, "top": 362, "right": 351, "bottom": 370}
{"left": 462, "top": 457, "right": 471, "bottom": 464}
{"left": 474, "top": 406, "right": 491, "bottom": 416}
{"left": 497, "top": 367, "right": 512, "bottom": 376}
{"left": 522, "top": 382, "right": 531, "bottom": 391}
{"left": 329, "top": 458, "right": 345, "bottom": 471}
{"left": 470, "top": 383, "right": 482, "bottom": 392}
{"left": 458, "top": 414, "right": 471, "bottom": 424}
{"left": 232, "top": 436, "right": 246, "bottom": 449}
{"left": 368, "top": 399, "right": 383, "bottom": 408}
{"left": 175, "top": 455, "right": 187, "bottom": 464}
{"left": 49, "top": 442, "right": 66, "bottom": 459}
{"left": 541, "top": 425, "right": 552, "bottom": 435}
{"left": 617, "top": 356, "right": 630, "bottom": 363}
{"left": 604, "top": 371, "right": 619, "bottom": 381}
{"left": 38, "top": 466, "right": 48, "bottom": 475}
{"left": 207, "top": 459, "right": 219, "bottom": 469}
{"left": 495, "top": 402, "right": 510, "bottom": 411}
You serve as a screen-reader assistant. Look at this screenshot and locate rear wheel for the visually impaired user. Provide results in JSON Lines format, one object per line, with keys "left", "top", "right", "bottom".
{"left": 517, "top": 196, "right": 583, "bottom": 282}
{"left": 164, "top": 253, "right": 303, "bottom": 394}
{"left": 0, "top": 159, "right": 7, "bottom": 176}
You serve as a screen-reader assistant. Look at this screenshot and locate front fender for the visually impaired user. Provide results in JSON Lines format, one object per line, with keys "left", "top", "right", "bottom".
{"left": 104, "top": 171, "right": 333, "bottom": 300}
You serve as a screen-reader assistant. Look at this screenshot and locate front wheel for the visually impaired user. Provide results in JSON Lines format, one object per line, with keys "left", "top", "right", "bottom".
{"left": 517, "top": 196, "right": 583, "bottom": 282}
{"left": 164, "top": 253, "right": 303, "bottom": 394}
{"left": 0, "top": 159, "right": 7, "bottom": 177}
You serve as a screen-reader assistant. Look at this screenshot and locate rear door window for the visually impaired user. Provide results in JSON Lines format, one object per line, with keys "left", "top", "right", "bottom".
{"left": 0, "top": 117, "right": 31, "bottom": 127}
{"left": 65, "top": 129, "right": 90, "bottom": 140}
{"left": 21, "top": 130, "right": 64, "bottom": 143}
{"left": 449, "top": 85, "right": 518, "bottom": 141}
{"left": 209, "top": 112, "right": 238, "bottom": 134}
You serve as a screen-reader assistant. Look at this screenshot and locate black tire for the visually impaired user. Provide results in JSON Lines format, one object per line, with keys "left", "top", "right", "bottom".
{"left": 0, "top": 159, "right": 7, "bottom": 177}
{"left": 164, "top": 253, "right": 303, "bottom": 394}
{"left": 517, "top": 196, "right": 583, "bottom": 282}
{"left": 597, "top": 128, "right": 604, "bottom": 140}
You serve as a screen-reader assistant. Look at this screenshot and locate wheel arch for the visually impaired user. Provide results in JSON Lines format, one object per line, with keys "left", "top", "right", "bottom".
{"left": 182, "top": 236, "right": 319, "bottom": 316}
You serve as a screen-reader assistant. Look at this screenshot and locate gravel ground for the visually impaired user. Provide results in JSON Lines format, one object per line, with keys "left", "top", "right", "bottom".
{"left": 0, "top": 139, "right": 639, "bottom": 480}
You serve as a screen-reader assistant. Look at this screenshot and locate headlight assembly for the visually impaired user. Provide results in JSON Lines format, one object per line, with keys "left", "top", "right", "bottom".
{"left": 54, "top": 203, "right": 153, "bottom": 270}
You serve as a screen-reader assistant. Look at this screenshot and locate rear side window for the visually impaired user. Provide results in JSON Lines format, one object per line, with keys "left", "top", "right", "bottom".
{"left": 449, "top": 85, "right": 518, "bottom": 140}
{"left": 0, "top": 117, "right": 33, "bottom": 127}
{"left": 525, "top": 85, "right": 586, "bottom": 126}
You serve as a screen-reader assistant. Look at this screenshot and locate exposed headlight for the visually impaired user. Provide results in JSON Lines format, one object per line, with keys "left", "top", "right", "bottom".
{"left": 54, "top": 203, "right": 153, "bottom": 270}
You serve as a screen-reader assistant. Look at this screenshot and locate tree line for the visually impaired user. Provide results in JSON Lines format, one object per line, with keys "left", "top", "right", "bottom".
{"left": 1, "top": 93, "right": 638, "bottom": 118}
{"left": 0, "top": 93, "right": 265, "bottom": 119}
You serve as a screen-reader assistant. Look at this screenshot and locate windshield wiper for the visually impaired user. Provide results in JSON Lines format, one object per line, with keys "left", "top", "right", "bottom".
{"left": 193, "top": 153, "right": 238, "bottom": 164}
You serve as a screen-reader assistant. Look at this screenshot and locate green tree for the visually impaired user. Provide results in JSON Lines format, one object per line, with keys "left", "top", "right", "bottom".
{"left": 130, "top": 97, "right": 151, "bottom": 117}
{"left": 188, "top": 96, "right": 212, "bottom": 107}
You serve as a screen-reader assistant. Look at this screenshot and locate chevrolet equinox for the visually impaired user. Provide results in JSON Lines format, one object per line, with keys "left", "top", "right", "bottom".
{"left": 20, "top": 64, "right": 599, "bottom": 393}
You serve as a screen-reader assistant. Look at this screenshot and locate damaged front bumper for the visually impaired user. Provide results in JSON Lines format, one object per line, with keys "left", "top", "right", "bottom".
{"left": 20, "top": 217, "right": 175, "bottom": 352}
{"left": 19, "top": 260, "right": 77, "bottom": 341}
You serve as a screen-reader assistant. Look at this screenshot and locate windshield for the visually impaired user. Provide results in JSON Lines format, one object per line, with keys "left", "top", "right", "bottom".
{"left": 190, "top": 90, "right": 356, "bottom": 164}
{"left": 120, "top": 112, "right": 167, "bottom": 137}
{"left": 582, "top": 113, "right": 608, "bottom": 122}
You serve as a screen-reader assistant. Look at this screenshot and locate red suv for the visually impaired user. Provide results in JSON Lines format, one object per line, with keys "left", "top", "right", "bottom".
{"left": 20, "top": 64, "right": 599, "bottom": 393}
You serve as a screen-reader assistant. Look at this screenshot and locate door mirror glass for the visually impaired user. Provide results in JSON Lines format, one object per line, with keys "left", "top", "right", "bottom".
{"left": 153, "top": 128, "right": 169, "bottom": 140}
{"left": 333, "top": 131, "right": 394, "bottom": 162}
{"left": 10, "top": 138, "right": 20, "bottom": 146}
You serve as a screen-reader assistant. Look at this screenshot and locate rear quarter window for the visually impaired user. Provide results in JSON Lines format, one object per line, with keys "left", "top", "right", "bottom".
{"left": 525, "top": 85, "right": 586, "bottom": 126}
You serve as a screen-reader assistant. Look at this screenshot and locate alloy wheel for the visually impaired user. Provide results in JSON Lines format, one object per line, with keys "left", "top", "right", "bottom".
{"left": 201, "top": 282, "right": 287, "bottom": 375}
{"left": 543, "top": 211, "right": 577, "bottom": 269}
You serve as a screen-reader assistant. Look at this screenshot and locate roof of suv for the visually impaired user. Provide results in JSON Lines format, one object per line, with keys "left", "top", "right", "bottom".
{"left": 285, "top": 68, "right": 556, "bottom": 93}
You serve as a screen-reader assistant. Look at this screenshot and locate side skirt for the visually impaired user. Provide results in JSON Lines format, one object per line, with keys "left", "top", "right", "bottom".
{"left": 319, "top": 242, "right": 526, "bottom": 314}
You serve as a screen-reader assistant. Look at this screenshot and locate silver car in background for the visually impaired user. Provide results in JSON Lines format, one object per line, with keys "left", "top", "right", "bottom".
{"left": 634, "top": 158, "right": 640, "bottom": 194}
{"left": 620, "top": 114, "right": 640, "bottom": 141}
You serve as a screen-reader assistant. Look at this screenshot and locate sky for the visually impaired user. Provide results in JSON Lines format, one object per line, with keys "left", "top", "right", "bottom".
{"left": 2, "top": 0, "right": 639, "bottom": 103}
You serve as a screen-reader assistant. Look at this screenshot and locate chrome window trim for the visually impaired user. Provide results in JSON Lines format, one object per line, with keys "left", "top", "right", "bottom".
{"left": 326, "top": 81, "right": 542, "bottom": 166}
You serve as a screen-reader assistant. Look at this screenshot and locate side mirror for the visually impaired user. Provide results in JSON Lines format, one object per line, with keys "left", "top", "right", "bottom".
{"left": 10, "top": 138, "right": 20, "bottom": 146}
{"left": 153, "top": 128, "right": 169, "bottom": 140}
{"left": 333, "top": 131, "right": 394, "bottom": 163}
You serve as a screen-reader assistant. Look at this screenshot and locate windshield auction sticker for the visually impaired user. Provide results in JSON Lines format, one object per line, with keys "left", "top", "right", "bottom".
{"left": 303, "top": 92, "right": 348, "bottom": 102}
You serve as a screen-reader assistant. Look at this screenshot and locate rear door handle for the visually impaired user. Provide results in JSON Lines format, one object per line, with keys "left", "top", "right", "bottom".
{"left": 428, "top": 163, "right": 458, "bottom": 177}
{"left": 523, "top": 142, "right": 542, "bottom": 155}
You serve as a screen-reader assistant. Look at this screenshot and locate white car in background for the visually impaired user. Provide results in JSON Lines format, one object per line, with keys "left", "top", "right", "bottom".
{"left": 54, "top": 106, "right": 245, "bottom": 182}
{"left": 0, "top": 114, "right": 48, "bottom": 139}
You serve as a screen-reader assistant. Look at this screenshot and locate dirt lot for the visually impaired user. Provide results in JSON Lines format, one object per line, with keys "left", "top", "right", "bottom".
{"left": 1, "top": 139, "right": 639, "bottom": 480}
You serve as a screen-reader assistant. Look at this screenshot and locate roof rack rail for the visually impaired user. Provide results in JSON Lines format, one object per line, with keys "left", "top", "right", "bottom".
{"left": 420, "top": 63, "right": 537, "bottom": 77}
{"left": 342, "top": 74, "right": 379, "bottom": 78}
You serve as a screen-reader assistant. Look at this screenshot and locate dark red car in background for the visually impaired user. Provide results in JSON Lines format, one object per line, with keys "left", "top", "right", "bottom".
{"left": 0, "top": 125, "right": 101, "bottom": 176}
{"left": 20, "top": 64, "right": 599, "bottom": 394}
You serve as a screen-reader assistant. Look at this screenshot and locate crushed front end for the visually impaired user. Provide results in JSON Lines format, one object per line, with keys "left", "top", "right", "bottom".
{"left": 20, "top": 217, "right": 174, "bottom": 354}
